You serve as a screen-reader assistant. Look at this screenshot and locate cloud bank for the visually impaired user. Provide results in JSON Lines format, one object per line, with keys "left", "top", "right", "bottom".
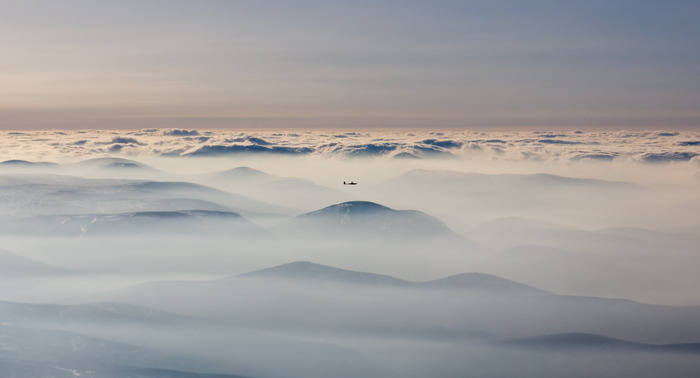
{"left": 1, "top": 129, "right": 699, "bottom": 164}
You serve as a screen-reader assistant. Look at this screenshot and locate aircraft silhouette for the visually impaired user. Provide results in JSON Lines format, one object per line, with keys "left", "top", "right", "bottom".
{"left": 343, "top": 181, "right": 357, "bottom": 185}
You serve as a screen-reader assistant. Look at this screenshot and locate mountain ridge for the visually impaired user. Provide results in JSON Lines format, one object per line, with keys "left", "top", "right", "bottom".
{"left": 236, "top": 260, "right": 549, "bottom": 294}
{"left": 501, "top": 332, "right": 700, "bottom": 353}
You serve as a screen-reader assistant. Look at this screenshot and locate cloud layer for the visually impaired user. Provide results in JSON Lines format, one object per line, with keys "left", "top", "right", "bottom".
{"left": 2, "top": 129, "right": 699, "bottom": 164}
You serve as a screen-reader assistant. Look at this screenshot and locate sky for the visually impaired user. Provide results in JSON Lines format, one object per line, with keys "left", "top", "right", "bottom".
{"left": 1, "top": 0, "right": 699, "bottom": 130}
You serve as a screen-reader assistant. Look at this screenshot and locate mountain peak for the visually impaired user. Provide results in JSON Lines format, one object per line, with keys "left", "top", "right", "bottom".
{"left": 0, "top": 160, "right": 60, "bottom": 168}
{"left": 217, "top": 166, "right": 274, "bottom": 181}
{"left": 313, "top": 201, "right": 391, "bottom": 214}
{"left": 280, "top": 200, "right": 457, "bottom": 239}
{"left": 78, "top": 157, "right": 155, "bottom": 171}
{"left": 237, "top": 261, "right": 408, "bottom": 286}
{"left": 421, "top": 272, "right": 549, "bottom": 295}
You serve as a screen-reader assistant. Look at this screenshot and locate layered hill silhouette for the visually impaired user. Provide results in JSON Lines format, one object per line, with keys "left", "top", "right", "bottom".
{"left": 501, "top": 332, "right": 700, "bottom": 353}
{"left": 214, "top": 166, "right": 277, "bottom": 184}
{"left": 238, "top": 260, "right": 408, "bottom": 287}
{"left": 91, "top": 260, "right": 700, "bottom": 345}
{"left": 112, "top": 260, "right": 549, "bottom": 298}
{"left": 0, "top": 159, "right": 61, "bottom": 169}
{"left": 238, "top": 261, "right": 548, "bottom": 294}
{"left": 0, "top": 249, "right": 71, "bottom": 278}
{"left": 371, "top": 169, "right": 643, "bottom": 217}
{"left": 77, "top": 157, "right": 158, "bottom": 172}
{"left": 209, "top": 166, "right": 352, "bottom": 210}
{"left": 0, "top": 174, "right": 295, "bottom": 220}
{"left": 388, "top": 169, "right": 639, "bottom": 193}
{"left": 0, "top": 324, "right": 252, "bottom": 378}
{"left": 0, "top": 300, "right": 201, "bottom": 327}
{"left": 1, "top": 210, "right": 266, "bottom": 236}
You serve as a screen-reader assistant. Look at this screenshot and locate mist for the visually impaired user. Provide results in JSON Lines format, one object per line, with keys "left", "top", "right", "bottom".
{"left": 1, "top": 129, "right": 700, "bottom": 377}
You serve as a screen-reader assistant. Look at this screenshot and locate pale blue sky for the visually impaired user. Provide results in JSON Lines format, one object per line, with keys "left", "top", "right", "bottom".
{"left": 1, "top": 0, "right": 699, "bottom": 129}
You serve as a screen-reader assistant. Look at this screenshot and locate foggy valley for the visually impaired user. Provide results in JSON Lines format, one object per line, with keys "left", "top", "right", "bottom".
{"left": 4, "top": 0, "right": 700, "bottom": 375}
{"left": 0, "top": 129, "right": 699, "bottom": 377}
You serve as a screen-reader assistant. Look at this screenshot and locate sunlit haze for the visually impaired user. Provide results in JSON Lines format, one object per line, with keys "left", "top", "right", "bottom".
{"left": 1, "top": 0, "right": 699, "bottom": 130}
{"left": 2, "top": 2, "right": 700, "bottom": 378}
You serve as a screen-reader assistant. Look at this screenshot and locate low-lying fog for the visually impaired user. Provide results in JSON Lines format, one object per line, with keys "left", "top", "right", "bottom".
{"left": 1, "top": 129, "right": 699, "bottom": 377}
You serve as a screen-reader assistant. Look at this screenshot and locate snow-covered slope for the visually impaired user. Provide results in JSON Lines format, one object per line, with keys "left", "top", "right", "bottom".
{"left": 276, "top": 201, "right": 457, "bottom": 239}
